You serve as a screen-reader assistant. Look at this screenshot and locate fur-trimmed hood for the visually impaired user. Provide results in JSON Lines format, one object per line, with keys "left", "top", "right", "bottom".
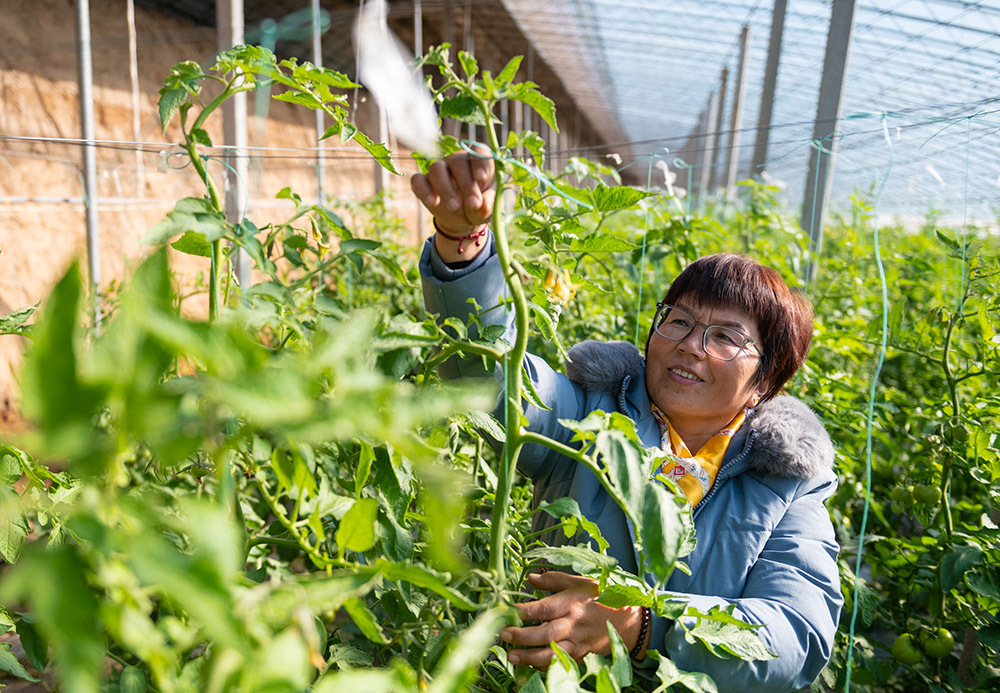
{"left": 565, "top": 340, "right": 835, "bottom": 480}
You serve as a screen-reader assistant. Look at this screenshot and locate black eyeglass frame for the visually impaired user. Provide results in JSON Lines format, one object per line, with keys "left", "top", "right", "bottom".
{"left": 652, "top": 302, "right": 759, "bottom": 361}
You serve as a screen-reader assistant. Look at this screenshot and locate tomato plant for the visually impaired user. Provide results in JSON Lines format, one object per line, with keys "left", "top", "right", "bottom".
{"left": 0, "top": 43, "right": 780, "bottom": 693}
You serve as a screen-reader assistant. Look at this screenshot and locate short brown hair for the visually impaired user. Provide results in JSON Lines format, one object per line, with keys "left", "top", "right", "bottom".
{"left": 648, "top": 253, "right": 813, "bottom": 402}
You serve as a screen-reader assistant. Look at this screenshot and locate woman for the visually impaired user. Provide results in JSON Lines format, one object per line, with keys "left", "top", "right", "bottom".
{"left": 412, "top": 154, "right": 842, "bottom": 692}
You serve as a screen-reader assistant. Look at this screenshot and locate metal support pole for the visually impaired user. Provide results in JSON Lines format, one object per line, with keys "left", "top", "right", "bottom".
{"left": 442, "top": 0, "right": 458, "bottom": 138}
{"left": 525, "top": 47, "right": 534, "bottom": 136}
{"left": 752, "top": 0, "right": 787, "bottom": 176}
{"left": 725, "top": 25, "right": 751, "bottom": 195}
{"left": 217, "top": 0, "right": 250, "bottom": 289}
{"left": 75, "top": 0, "right": 101, "bottom": 330}
{"left": 415, "top": 0, "right": 425, "bottom": 239}
{"left": 464, "top": 0, "right": 476, "bottom": 143}
{"left": 126, "top": 0, "right": 142, "bottom": 198}
{"left": 312, "top": 0, "right": 326, "bottom": 205}
{"left": 801, "top": 0, "right": 857, "bottom": 275}
{"left": 414, "top": 0, "right": 423, "bottom": 53}
{"left": 700, "top": 90, "right": 719, "bottom": 203}
{"left": 708, "top": 67, "right": 728, "bottom": 191}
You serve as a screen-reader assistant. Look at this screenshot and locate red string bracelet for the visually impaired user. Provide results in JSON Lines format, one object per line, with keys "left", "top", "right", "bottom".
{"left": 433, "top": 219, "right": 488, "bottom": 254}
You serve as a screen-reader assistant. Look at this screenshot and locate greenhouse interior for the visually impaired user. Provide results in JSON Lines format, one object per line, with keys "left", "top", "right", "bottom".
{"left": 0, "top": 0, "right": 998, "bottom": 691}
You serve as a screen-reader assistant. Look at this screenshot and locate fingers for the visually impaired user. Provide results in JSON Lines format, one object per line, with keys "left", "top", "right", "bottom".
{"left": 506, "top": 642, "right": 575, "bottom": 670}
{"left": 503, "top": 617, "right": 573, "bottom": 649}
{"left": 427, "top": 160, "right": 463, "bottom": 212}
{"left": 527, "top": 571, "right": 594, "bottom": 592}
{"left": 409, "top": 172, "right": 439, "bottom": 209}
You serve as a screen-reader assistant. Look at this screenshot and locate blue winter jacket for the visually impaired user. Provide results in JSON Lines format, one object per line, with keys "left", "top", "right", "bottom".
{"left": 420, "top": 237, "right": 843, "bottom": 692}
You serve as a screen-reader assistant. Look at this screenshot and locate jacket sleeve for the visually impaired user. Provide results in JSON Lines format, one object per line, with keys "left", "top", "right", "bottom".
{"left": 647, "top": 473, "right": 842, "bottom": 692}
{"left": 419, "top": 235, "right": 591, "bottom": 479}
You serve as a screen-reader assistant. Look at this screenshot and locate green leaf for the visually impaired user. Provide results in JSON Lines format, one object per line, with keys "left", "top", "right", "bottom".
{"left": 568, "top": 234, "right": 639, "bottom": 253}
{"left": 597, "top": 584, "right": 654, "bottom": 609}
{"left": 0, "top": 641, "right": 39, "bottom": 683}
{"left": 427, "top": 608, "right": 508, "bottom": 693}
{"left": 119, "top": 666, "right": 148, "bottom": 693}
{"left": 595, "top": 668, "right": 621, "bottom": 693}
{"left": 158, "top": 60, "right": 203, "bottom": 133}
{"left": 337, "top": 497, "right": 379, "bottom": 554}
{"left": 440, "top": 94, "right": 491, "bottom": 125}
{"left": 273, "top": 90, "right": 324, "bottom": 109}
{"left": 343, "top": 598, "right": 389, "bottom": 644}
{"left": 525, "top": 545, "right": 619, "bottom": 575}
{"left": 340, "top": 125, "right": 400, "bottom": 175}
{"left": 521, "top": 363, "right": 553, "bottom": 411}
{"left": 15, "top": 618, "right": 47, "bottom": 673}
{"left": 592, "top": 184, "right": 654, "bottom": 212}
{"left": 644, "top": 650, "right": 718, "bottom": 693}
{"left": 457, "top": 50, "right": 479, "bottom": 80}
{"left": 681, "top": 605, "right": 775, "bottom": 662}
{"left": 495, "top": 55, "right": 523, "bottom": 86}
{"left": 170, "top": 231, "right": 213, "bottom": 257}
{"left": 640, "top": 482, "right": 686, "bottom": 586}
{"left": 539, "top": 497, "right": 582, "bottom": 520}
{"left": 607, "top": 622, "right": 633, "bottom": 687}
{"left": 979, "top": 623, "right": 1000, "bottom": 652}
{"left": 189, "top": 127, "right": 212, "bottom": 147}
{"left": 0, "top": 545, "right": 104, "bottom": 693}
{"left": 19, "top": 264, "right": 109, "bottom": 466}
{"left": 378, "top": 560, "right": 479, "bottom": 611}
{"left": 0, "top": 304, "right": 36, "bottom": 336}
{"left": 596, "top": 429, "right": 647, "bottom": 523}
{"left": 458, "top": 410, "right": 506, "bottom": 443}
{"left": 339, "top": 238, "right": 382, "bottom": 254}
{"left": 326, "top": 643, "right": 373, "bottom": 669}
{"left": 546, "top": 642, "right": 580, "bottom": 690}
{"left": 142, "top": 197, "right": 228, "bottom": 246}
{"left": 967, "top": 566, "right": 1000, "bottom": 600}
{"left": 941, "top": 545, "right": 984, "bottom": 591}
{"left": 509, "top": 83, "right": 559, "bottom": 133}
{"left": 0, "top": 488, "right": 27, "bottom": 565}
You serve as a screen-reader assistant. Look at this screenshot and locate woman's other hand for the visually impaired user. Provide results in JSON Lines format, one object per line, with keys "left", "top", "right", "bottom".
{"left": 499, "top": 571, "right": 648, "bottom": 670}
{"left": 410, "top": 147, "right": 495, "bottom": 263}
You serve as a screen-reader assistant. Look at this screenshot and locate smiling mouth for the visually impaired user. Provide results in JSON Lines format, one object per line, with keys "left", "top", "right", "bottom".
{"left": 669, "top": 367, "right": 703, "bottom": 382}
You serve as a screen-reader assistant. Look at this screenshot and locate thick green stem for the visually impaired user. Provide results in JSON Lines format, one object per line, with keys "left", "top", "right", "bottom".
{"left": 483, "top": 103, "right": 532, "bottom": 586}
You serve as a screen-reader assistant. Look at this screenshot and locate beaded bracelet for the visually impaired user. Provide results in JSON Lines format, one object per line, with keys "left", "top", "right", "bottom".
{"left": 433, "top": 219, "right": 488, "bottom": 254}
{"left": 629, "top": 606, "right": 651, "bottom": 660}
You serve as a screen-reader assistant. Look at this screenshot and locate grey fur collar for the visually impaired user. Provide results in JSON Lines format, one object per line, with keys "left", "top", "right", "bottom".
{"left": 565, "top": 340, "right": 834, "bottom": 479}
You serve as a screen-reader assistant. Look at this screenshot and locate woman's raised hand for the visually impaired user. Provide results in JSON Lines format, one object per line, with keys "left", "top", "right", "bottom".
{"left": 410, "top": 147, "right": 496, "bottom": 263}
{"left": 499, "top": 571, "right": 647, "bottom": 670}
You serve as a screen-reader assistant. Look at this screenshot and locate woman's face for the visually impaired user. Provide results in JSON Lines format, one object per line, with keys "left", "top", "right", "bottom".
{"left": 645, "top": 298, "right": 765, "bottom": 438}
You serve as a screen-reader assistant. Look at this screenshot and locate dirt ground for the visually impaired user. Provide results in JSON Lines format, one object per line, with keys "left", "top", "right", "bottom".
{"left": 0, "top": 0, "right": 426, "bottom": 433}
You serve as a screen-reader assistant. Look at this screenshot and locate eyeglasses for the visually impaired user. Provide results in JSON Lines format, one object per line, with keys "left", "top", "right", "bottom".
{"left": 653, "top": 303, "right": 758, "bottom": 361}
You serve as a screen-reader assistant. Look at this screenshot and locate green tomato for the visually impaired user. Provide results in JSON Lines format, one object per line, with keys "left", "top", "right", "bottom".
{"left": 920, "top": 627, "right": 955, "bottom": 658}
{"left": 891, "top": 633, "right": 925, "bottom": 665}
{"left": 889, "top": 486, "right": 907, "bottom": 503}
{"left": 913, "top": 484, "right": 941, "bottom": 505}
{"left": 946, "top": 422, "right": 969, "bottom": 444}
{"left": 901, "top": 486, "right": 916, "bottom": 508}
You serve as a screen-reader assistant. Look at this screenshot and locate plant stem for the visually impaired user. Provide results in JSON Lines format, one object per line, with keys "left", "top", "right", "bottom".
{"left": 482, "top": 102, "right": 530, "bottom": 586}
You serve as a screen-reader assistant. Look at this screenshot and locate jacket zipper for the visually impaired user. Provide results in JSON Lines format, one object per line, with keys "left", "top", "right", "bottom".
{"left": 693, "top": 428, "right": 757, "bottom": 519}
